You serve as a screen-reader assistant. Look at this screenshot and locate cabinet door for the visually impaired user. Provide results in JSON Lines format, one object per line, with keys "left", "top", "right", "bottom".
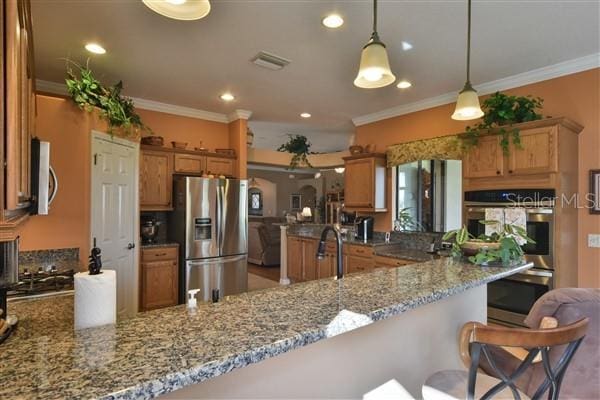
{"left": 206, "top": 156, "right": 234, "bottom": 177}
{"left": 463, "top": 135, "right": 504, "bottom": 179}
{"left": 302, "top": 239, "right": 318, "bottom": 281}
{"left": 346, "top": 255, "right": 375, "bottom": 274}
{"left": 174, "top": 153, "right": 205, "bottom": 174}
{"left": 140, "top": 150, "right": 173, "bottom": 210}
{"left": 4, "top": 0, "right": 33, "bottom": 211}
{"left": 141, "top": 260, "right": 178, "bottom": 311}
{"left": 287, "top": 237, "right": 303, "bottom": 282}
{"left": 344, "top": 158, "right": 374, "bottom": 208}
{"left": 508, "top": 126, "right": 558, "bottom": 176}
{"left": 317, "top": 253, "right": 336, "bottom": 279}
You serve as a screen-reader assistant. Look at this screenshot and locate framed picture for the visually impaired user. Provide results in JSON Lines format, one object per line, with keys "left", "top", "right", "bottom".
{"left": 290, "top": 194, "right": 302, "bottom": 211}
{"left": 590, "top": 170, "right": 600, "bottom": 214}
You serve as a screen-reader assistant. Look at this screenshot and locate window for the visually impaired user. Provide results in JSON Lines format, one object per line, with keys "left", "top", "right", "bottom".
{"left": 395, "top": 160, "right": 462, "bottom": 232}
{"left": 248, "top": 189, "right": 263, "bottom": 216}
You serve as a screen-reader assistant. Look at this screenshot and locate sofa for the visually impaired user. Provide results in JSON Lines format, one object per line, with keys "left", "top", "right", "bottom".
{"left": 481, "top": 288, "right": 600, "bottom": 400}
{"left": 248, "top": 217, "right": 283, "bottom": 266}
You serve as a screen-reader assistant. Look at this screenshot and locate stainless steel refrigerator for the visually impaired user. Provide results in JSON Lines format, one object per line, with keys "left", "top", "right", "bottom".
{"left": 169, "top": 176, "right": 248, "bottom": 303}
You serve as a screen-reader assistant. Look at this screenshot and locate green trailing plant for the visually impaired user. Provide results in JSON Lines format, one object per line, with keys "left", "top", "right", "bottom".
{"left": 442, "top": 220, "right": 535, "bottom": 266}
{"left": 277, "top": 134, "right": 314, "bottom": 169}
{"left": 65, "top": 60, "right": 151, "bottom": 136}
{"left": 460, "top": 92, "right": 544, "bottom": 155}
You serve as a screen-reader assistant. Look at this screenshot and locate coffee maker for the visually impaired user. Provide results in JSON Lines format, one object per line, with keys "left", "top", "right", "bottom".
{"left": 354, "top": 216, "right": 374, "bottom": 241}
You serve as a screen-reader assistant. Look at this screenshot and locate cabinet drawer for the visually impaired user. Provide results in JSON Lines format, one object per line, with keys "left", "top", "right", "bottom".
{"left": 142, "top": 246, "right": 178, "bottom": 261}
{"left": 346, "top": 255, "right": 375, "bottom": 274}
{"left": 345, "top": 245, "right": 374, "bottom": 257}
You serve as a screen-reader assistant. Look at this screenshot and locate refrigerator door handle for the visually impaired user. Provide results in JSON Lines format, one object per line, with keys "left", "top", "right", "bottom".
{"left": 217, "top": 182, "right": 225, "bottom": 256}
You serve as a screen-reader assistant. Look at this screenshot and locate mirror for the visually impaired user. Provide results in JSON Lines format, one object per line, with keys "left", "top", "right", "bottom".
{"left": 394, "top": 160, "right": 462, "bottom": 233}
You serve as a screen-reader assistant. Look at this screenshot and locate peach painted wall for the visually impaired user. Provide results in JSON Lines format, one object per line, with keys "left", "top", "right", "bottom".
{"left": 355, "top": 68, "right": 600, "bottom": 288}
{"left": 17, "top": 95, "right": 230, "bottom": 264}
{"left": 136, "top": 108, "right": 229, "bottom": 151}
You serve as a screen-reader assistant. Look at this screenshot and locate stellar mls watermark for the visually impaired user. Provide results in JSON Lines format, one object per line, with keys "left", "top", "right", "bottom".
{"left": 506, "top": 192, "right": 598, "bottom": 209}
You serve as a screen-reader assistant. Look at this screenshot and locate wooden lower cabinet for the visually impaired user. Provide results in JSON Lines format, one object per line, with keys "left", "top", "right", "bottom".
{"left": 287, "top": 236, "right": 339, "bottom": 282}
{"left": 345, "top": 254, "right": 375, "bottom": 274}
{"left": 140, "top": 245, "right": 179, "bottom": 311}
{"left": 287, "top": 236, "right": 304, "bottom": 282}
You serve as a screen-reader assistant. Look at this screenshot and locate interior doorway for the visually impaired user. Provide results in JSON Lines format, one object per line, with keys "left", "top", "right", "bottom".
{"left": 90, "top": 131, "right": 139, "bottom": 318}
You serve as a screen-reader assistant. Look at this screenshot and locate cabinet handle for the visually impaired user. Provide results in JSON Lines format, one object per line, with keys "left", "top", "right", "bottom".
{"left": 508, "top": 170, "right": 513, "bottom": 174}
{"left": 496, "top": 171, "right": 500, "bottom": 175}
{"left": 155, "top": 253, "right": 167, "bottom": 257}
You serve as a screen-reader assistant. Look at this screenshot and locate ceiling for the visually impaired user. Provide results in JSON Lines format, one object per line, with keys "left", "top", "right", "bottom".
{"left": 32, "top": 0, "right": 599, "bottom": 151}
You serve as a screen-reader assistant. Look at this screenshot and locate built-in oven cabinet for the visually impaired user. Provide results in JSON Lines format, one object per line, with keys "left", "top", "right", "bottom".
{"left": 463, "top": 118, "right": 582, "bottom": 191}
{"left": 1, "top": 0, "right": 35, "bottom": 238}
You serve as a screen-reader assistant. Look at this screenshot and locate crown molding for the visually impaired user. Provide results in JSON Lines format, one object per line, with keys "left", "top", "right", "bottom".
{"left": 35, "top": 79, "right": 231, "bottom": 123}
{"left": 352, "top": 53, "right": 600, "bottom": 126}
{"left": 228, "top": 109, "right": 253, "bottom": 121}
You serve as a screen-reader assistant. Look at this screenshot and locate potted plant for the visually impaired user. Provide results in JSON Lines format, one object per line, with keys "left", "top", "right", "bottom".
{"left": 442, "top": 220, "right": 534, "bottom": 266}
{"left": 277, "top": 134, "right": 314, "bottom": 169}
{"left": 460, "top": 92, "right": 544, "bottom": 155}
{"left": 65, "top": 60, "right": 152, "bottom": 137}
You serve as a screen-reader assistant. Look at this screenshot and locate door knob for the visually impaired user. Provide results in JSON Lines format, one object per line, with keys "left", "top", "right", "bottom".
{"left": 127, "top": 243, "right": 135, "bottom": 250}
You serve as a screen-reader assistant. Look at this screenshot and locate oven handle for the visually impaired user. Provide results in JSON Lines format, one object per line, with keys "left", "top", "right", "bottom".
{"left": 464, "top": 202, "right": 555, "bottom": 208}
{"left": 465, "top": 207, "right": 554, "bottom": 215}
{"left": 519, "top": 268, "right": 553, "bottom": 278}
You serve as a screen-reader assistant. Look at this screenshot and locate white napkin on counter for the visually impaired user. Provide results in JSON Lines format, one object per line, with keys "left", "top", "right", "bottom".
{"left": 326, "top": 309, "right": 373, "bottom": 338}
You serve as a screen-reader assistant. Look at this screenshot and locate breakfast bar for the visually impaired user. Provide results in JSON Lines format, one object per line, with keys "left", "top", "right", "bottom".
{"left": 2, "top": 259, "right": 532, "bottom": 399}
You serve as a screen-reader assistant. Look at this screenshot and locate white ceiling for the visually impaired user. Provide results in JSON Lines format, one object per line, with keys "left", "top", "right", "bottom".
{"left": 31, "top": 0, "right": 599, "bottom": 151}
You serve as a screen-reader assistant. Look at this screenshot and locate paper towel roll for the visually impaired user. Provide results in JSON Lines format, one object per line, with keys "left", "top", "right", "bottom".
{"left": 74, "top": 270, "right": 117, "bottom": 330}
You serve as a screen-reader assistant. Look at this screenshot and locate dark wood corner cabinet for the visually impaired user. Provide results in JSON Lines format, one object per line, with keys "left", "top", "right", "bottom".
{"left": 140, "top": 245, "right": 179, "bottom": 311}
{"left": 139, "top": 145, "right": 237, "bottom": 211}
{"left": 1, "top": 0, "right": 35, "bottom": 240}
{"left": 343, "top": 153, "right": 387, "bottom": 212}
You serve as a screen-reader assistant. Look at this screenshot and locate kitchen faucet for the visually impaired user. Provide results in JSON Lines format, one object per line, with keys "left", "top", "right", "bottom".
{"left": 316, "top": 225, "right": 344, "bottom": 280}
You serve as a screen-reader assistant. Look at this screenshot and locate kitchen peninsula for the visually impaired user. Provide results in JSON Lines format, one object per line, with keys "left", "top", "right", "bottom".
{"left": 2, "top": 259, "right": 532, "bottom": 399}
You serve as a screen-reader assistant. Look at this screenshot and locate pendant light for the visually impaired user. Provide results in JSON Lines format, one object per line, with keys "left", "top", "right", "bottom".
{"left": 451, "top": 0, "right": 484, "bottom": 120}
{"left": 142, "top": 0, "right": 211, "bottom": 21}
{"left": 354, "top": 0, "right": 396, "bottom": 89}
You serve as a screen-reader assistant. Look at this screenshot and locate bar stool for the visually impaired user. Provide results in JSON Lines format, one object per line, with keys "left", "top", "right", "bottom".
{"left": 422, "top": 317, "right": 589, "bottom": 400}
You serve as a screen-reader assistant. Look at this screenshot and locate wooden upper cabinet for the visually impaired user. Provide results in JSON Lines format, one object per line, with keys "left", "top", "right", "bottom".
{"left": 463, "top": 135, "right": 504, "bottom": 179}
{"left": 140, "top": 150, "right": 173, "bottom": 211}
{"left": 508, "top": 126, "right": 558, "bottom": 176}
{"left": 4, "top": 0, "right": 34, "bottom": 213}
{"left": 343, "top": 153, "right": 387, "bottom": 212}
{"left": 206, "top": 156, "right": 234, "bottom": 177}
{"left": 174, "top": 153, "right": 205, "bottom": 174}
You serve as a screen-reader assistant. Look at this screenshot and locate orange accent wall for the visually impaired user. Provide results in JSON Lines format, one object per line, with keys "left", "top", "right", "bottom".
{"left": 17, "top": 95, "right": 230, "bottom": 265}
{"left": 355, "top": 68, "right": 600, "bottom": 288}
{"left": 228, "top": 119, "right": 248, "bottom": 179}
{"left": 136, "top": 108, "right": 229, "bottom": 151}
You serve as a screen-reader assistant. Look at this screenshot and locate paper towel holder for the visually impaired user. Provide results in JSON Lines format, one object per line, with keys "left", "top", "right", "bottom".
{"left": 88, "top": 247, "right": 103, "bottom": 275}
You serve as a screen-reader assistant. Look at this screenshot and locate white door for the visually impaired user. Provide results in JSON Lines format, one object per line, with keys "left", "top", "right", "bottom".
{"left": 91, "top": 132, "right": 138, "bottom": 318}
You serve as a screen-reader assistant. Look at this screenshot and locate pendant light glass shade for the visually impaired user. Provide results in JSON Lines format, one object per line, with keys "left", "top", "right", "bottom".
{"left": 142, "top": 0, "right": 211, "bottom": 21}
{"left": 452, "top": 82, "right": 484, "bottom": 120}
{"left": 354, "top": 38, "right": 396, "bottom": 88}
{"left": 354, "top": 0, "right": 396, "bottom": 89}
{"left": 451, "top": 0, "right": 483, "bottom": 120}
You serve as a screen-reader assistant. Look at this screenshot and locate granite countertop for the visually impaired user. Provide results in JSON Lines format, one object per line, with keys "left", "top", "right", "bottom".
{"left": 140, "top": 242, "right": 179, "bottom": 249}
{"left": 374, "top": 247, "right": 435, "bottom": 262}
{"left": 2, "top": 259, "right": 532, "bottom": 400}
{"left": 287, "top": 230, "right": 391, "bottom": 247}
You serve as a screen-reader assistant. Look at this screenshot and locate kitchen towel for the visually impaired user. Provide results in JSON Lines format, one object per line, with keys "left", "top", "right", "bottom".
{"left": 74, "top": 270, "right": 116, "bottom": 330}
{"left": 504, "top": 207, "right": 528, "bottom": 245}
{"left": 484, "top": 208, "right": 505, "bottom": 237}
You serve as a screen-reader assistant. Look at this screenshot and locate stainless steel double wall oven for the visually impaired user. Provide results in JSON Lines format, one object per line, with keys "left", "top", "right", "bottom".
{"left": 464, "top": 189, "right": 556, "bottom": 326}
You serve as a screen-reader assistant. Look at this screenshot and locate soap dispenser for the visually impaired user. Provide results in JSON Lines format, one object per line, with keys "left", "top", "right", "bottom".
{"left": 187, "top": 289, "right": 200, "bottom": 308}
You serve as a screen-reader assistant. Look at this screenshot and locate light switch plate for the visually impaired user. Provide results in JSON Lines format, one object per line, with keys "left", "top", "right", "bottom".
{"left": 588, "top": 234, "right": 600, "bottom": 248}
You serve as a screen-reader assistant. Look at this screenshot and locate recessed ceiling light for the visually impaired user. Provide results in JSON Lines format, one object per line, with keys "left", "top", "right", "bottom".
{"left": 220, "top": 93, "right": 235, "bottom": 101}
{"left": 142, "top": 0, "right": 210, "bottom": 21}
{"left": 322, "top": 14, "right": 344, "bottom": 29}
{"left": 401, "top": 41, "right": 413, "bottom": 51}
{"left": 85, "top": 43, "right": 106, "bottom": 54}
{"left": 397, "top": 80, "right": 412, "bottom": 89}
{"left": 300, "top": 112, "right": 311, "bottom": 118}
